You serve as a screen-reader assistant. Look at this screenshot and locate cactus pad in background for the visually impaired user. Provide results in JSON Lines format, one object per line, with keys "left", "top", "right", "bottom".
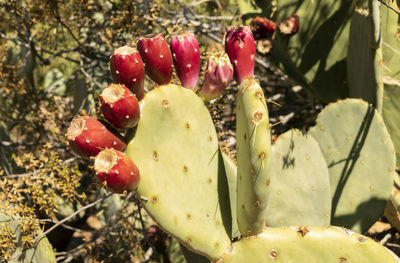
{"left": 381, "top": 1, "right": 400, "bottom": 168}
{"left": 383, "top": 78, "right": 400, "bottom": 168}
{"left": 310, "top": 99, "right": 395, "bottom": 233}
{"left": 109, "top": 45, "right": 145, "bottom": 100}
{"left": 347, "top": 10, "right": 380, "bottom": 108}
{"left": 217, "top": 226, "right": 400, "bottom": 262}
{"left": 221, "top": 152, "right": 240, "bottom": 240}
{"left": 381, "top": 3, "right": 400, "bottom": 82}
{"left": 266, "top": 129, "right": 331, "bottom": 227}
{"left": 385, "top": 187, "right": 400, "bottom": 232}
{"left": 137, "top": 34, "right": 173, "bottom": 85}
{"left": 170, "top": 33, "right": 201, "bottom": 90}
{"left": 125, "top": 84, "right": 231, "bottom": 260}
{"left": 0, "top": 211, "right": 56, "bottom": 263}
{"left": 225, "top": 26, "right": 256, "bottom": 84}
{"left": 236, "top": 78, "right": 271, "bottom": 236}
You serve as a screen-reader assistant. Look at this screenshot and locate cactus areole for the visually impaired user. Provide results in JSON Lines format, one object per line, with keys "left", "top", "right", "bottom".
{"left": 94, "top": 148, "right": 140, "bottom": 194}
{"left": 170, "top": 32, "right": 201, "bottom": 90}
{"left": 225, "top": 26, "right": 256, "bottom": 84}
{"left": 137, "top": 33, "right": 173, "bottom": 85}
{"left": 66, "top": 116, "right": 126, "bottom": 158}
{"left": 100, "top": 84, "right": 140, "bottom": 129}
{"left": 110, "top": 45, "right": 145, "bottom": 100}
{"left": 200, "top": 52, "right": 233, "bottom": 101}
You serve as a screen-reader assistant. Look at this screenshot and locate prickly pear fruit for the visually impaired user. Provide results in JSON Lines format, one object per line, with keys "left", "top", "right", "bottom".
{"left": 250, "top": 17, "right": 276, "bottom": 40}
{"left": 200, "top": 52, "right": 233, "bottom": 101}
{"left": 170, "top": 32, "right": 201, "bottom": 90}
{"left": 137, "top": 34, "right": 173, "bottom": 85}
{"left": 94, "top": 148, "right": 140, "bottom": 194}
{"left": 66, "top": 116, "right": 126, "bottom": 158}
{"left": 100, "top": 83, "right": 140, "bottom": 129}
{"left": 279, "top": 13, "right": 300, "bottom": 36}
{"left": 110, "top": 45, "right": 145, "bottom": 100}
{"left": 225, "top": 26, "right": 256, "bottom": 84}
{"left": 256, "top": 39, "right": 273, "bottom": 55}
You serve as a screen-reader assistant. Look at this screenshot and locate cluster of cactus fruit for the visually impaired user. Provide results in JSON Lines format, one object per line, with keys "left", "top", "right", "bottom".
{"left": 65, "top": 31, "right": 235, "bottom": 194}
{"left": 64, "top": 25, "right": 400, "bottom": 262}
{"left": 249, "top": 14, "right": 299, "bottom": 55}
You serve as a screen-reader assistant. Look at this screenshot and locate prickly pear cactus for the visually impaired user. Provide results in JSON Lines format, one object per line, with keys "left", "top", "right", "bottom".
{"left": 217, "top": 226, "right": 400, "bottom": 262}
{"left": 0, "top": 211, "right": 56, "bottom": 263}
{"left": 236, "top": 78, "right": 271, "bottom": 236}
{"left": 347, "top": 6, "right": 383, "bottom": 111}
{"left": 125, "top": 84, "right": 232, "bottom": 260}
{"left": 384, "top": 187, "right": 400, "bottom": 232}
{"left": 380, "top": 0, "right": 400, "bottom": 167}
{"left": 221, "top": 152, "right": 239, "bottom": 239}
{"left": 266, "top": 129, "right": 331, "bottom": 227}
{"left": 381, "top": 2, "right": 400, "bottom": 81}
{"left": 310, "top": 99, "right": 396, "bottom": 233}
{"left": 382, "top": 78, "right": 400, "bottom": 168}
{"left": 239, "top": 0, "right": 358, "bottom": 102}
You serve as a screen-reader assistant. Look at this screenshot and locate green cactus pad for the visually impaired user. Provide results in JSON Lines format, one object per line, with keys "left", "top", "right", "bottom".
{"left": 217, "top": 226, "right": 400, "bottom": 262}
{"left": 383, "top": 78, "right": 400, "bottom": 168}
{"left": 309, "top": 98, "right": 395, "bottom": 233}
{"left": 125, "top": 84, "right": 231, "bottom": 260}
{"left": 0, "top": 211, "right": 56, "bottom": 263}
{"left": 347, "top": 9, "right": 383, "bottom": 110}
{"left": 384, "top": 187, "right": 400, "bottom": 232}
{"left": 221, "top": 152, "right": 240, "bottom": 240}
{"left": 266, "top": 129, "right": 331, "bottom": 227}
{"left": 236, "top": 78, "right": 271, "bottom": 236}
{"left": 382, "top": 3, "right": 400, "bottom": 81}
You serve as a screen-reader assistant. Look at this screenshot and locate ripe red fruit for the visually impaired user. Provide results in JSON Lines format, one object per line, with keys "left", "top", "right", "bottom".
{"left": 250, "top": 17, "right": 277, "bottom": 40}
{"left": 225, "top": 26, "right": 256, "bottom": 84}
{"left": 170, "top": 32, "right": 201, "bottom": 90}
{"left": 137, "top": 34, "right": 173, "bottom": 85}
{"left": 94, "top": 148, "right": 140, "bottom": 194}
{"left": 66, "top": 116, "right": 126, "bottom": 159}
{"left": 100, "top": 84, "right": 140, "bottom": 129}
{"left": 279, "top": 13, "right": 300, "bottom": 36}
{"left": 110, "top": 46, "right": 145, "bottom": 100}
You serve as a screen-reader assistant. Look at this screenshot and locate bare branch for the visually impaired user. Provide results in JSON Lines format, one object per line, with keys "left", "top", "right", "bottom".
{"left": 35, "top": 192, "right": 114, "bottom": 244}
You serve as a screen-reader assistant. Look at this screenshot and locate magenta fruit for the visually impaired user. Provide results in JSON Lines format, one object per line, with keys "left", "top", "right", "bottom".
{"left": 200, "top": 51, "right": 233, "bottom": 101}
{"left": 170, "top": 32, "right": 201, "bottom": 90}
{"left": 225, "top": 26, "right": 256, "bottom": 84}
